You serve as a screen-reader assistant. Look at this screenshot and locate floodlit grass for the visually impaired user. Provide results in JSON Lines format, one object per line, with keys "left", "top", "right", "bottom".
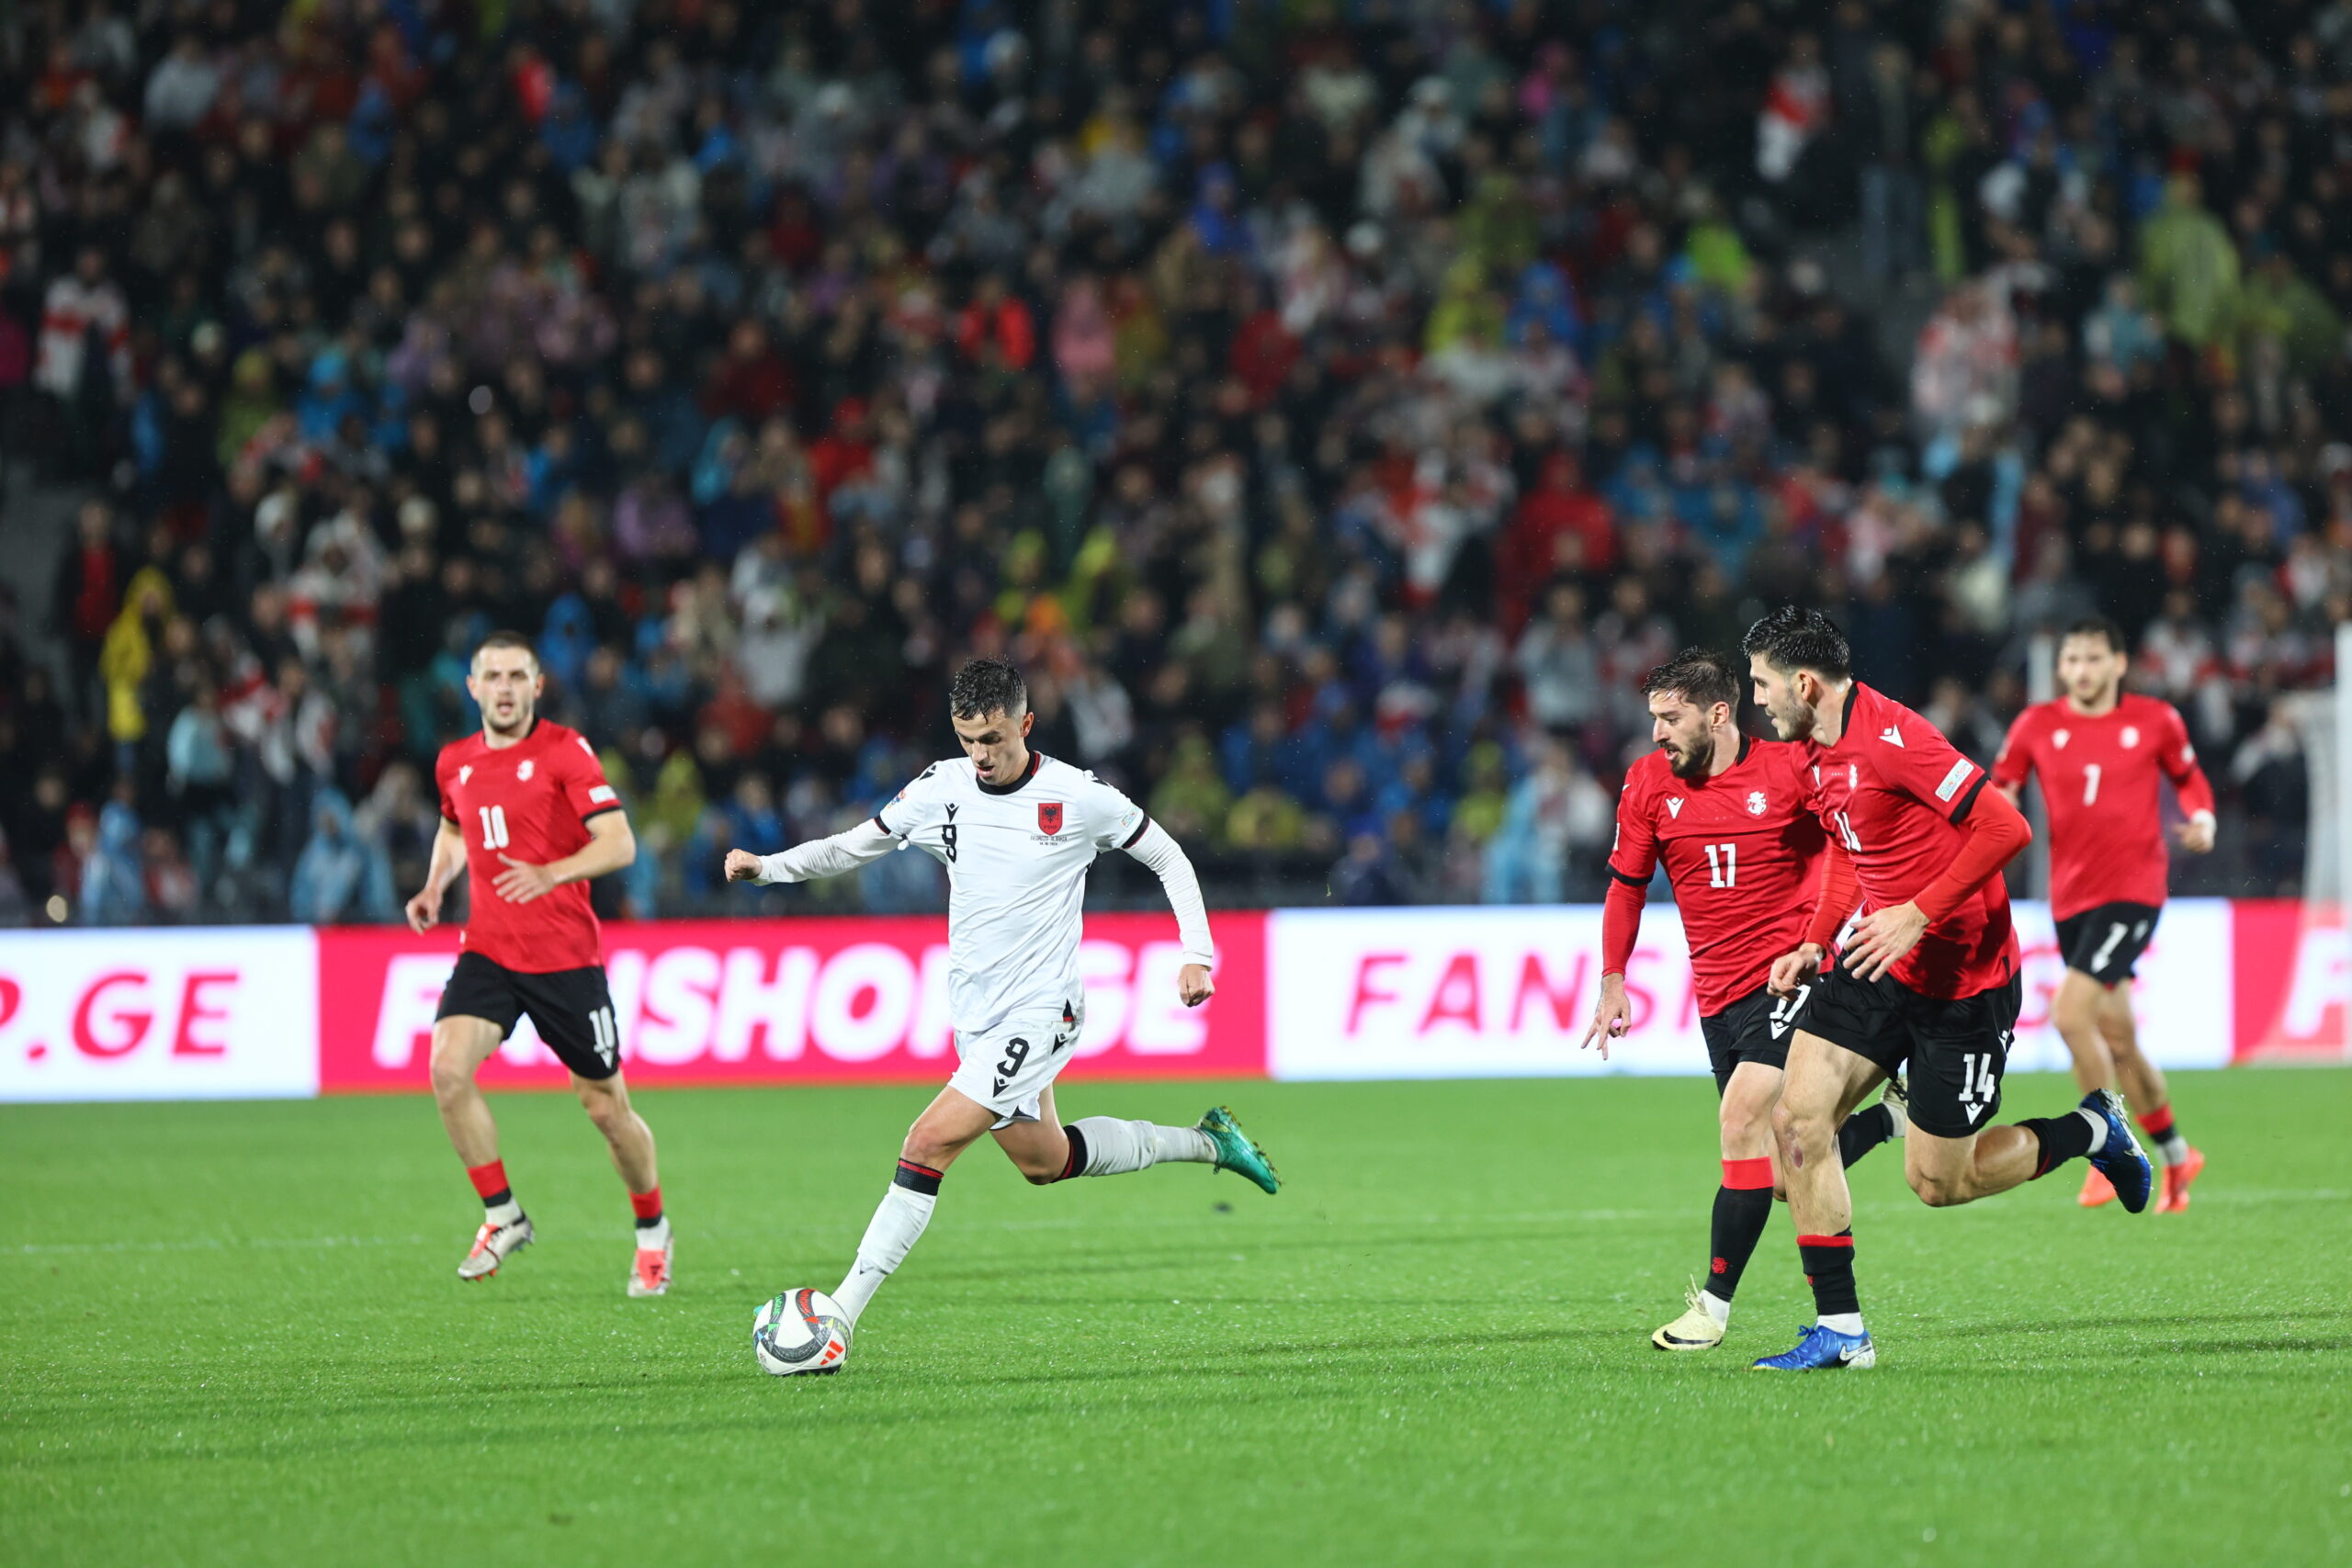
{"left": 5, "top": 1070, "right": 2347, "bottom": 1566}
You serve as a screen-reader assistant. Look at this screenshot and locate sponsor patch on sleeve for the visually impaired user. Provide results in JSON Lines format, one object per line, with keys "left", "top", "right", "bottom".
{"left": 1934, "top": 759, "right": 1975, "bottom": 802}
{"left": 588, "top": 784, "right": 617, "bottom": 804}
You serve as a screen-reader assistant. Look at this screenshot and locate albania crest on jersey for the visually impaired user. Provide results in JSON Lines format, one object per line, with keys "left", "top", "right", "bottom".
{"left": 517, "top": 760, "right": 535, "bottom": 781}
{"left": 1037, "top": 801, "right": 1064, "bottom": 835}
{"left": 1747, "top": 790, "right": 1768, "bottom": 816}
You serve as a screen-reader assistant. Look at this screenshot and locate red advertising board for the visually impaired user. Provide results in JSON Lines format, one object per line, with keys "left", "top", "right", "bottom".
{"left": 316, "top": 912, "right": 1268, "bottom": 1092}
{"left": 2231, "top": 899, "right": 2350, "bottom": 1061}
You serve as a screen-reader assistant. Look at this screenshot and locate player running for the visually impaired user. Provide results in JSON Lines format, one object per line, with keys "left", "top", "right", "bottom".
{"left": 1992, "top": 615, "right": 2216, "bottom": 1213}
{"left": 405, "top": 632, "right": 671, "bottom": 1295}
{"left": 1582, "top": 649, "right": 1905, "bottom": 1353}
{"left": 725, "top": 656, "right": 1278, "bottom": 1366}
{"left": 1741, "top": 607, "right": 2152, "bottom": 1371}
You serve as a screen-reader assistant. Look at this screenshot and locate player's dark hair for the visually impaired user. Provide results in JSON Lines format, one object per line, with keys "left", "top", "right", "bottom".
{"left": 1741, "top": 605, "right": 1851, "bottom": 682}
{"left": 473, "top": 629, "right": 538, "bottom": 667}
{"left": 948, "top": 655, "right": 1027, "bottom": 719}
{"left": 2063, "top": 615, "right": 2127, "bottom": 653}
{"left": 1641, "top": 648, "right": 1741, "bottom": 715}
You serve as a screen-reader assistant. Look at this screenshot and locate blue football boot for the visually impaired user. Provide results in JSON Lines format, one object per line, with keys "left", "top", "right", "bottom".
{"left": 1752, "top": 1323, "right": 1877, "bottom": 1371}
{"left": 2080, "top": 1088, "right": 2154, "bottom": 1214}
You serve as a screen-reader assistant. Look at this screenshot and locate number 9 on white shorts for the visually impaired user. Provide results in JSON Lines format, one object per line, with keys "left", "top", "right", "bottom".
{"left": 946, "top": 1000, "right": 1087, "bottom": 1129}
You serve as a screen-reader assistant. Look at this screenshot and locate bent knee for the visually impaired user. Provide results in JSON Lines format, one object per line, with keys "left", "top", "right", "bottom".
{"left": 1719, "top": 1109, "right": 1773, "bottom": 1156}
{"left": 1908, "top": 1173, "right": 1973, "bottom": 1208}
{"left": 427, "top": 1051, "right": 475, "bottom": 1100}
{"left": 1017, "top": 1161, "right": 1062, "bottom": 1186}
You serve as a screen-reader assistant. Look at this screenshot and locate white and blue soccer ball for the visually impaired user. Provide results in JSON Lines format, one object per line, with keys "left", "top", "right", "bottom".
{"left": 753, "top": 1288, "right": 852, "bottom": 1376}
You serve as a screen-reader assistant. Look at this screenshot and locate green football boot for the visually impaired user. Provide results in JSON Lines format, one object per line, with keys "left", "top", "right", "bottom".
{"left": 1198, "top": 1105, "right": 1281, "bottom": 1194}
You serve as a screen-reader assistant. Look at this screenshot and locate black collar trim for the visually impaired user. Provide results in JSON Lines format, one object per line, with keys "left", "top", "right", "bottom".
{"left": 1838, "top": 683, "right": 1859, "bottom": 735}
{"left": 1736, "top": 732, "right": 1751, "bottom": 765}
{"left": 978, "top": 750, "right": 1042, "bottom": 795}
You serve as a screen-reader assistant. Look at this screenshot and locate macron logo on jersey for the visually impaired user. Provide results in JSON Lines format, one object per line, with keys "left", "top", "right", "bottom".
{"left": 1879, "top": 725, "right": 1905, "bottom": 748}
{"left": 1666, "top": 798, "right": 1684, "bottom": 818}
{"left": 458, "top": 764, "right": 474, "bottom": 785}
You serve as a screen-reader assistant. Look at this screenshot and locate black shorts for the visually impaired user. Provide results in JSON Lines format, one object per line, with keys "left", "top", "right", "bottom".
{"left": 1699, "top": 983, "right": 1815, "bottom": 1095}
{"left": 1801, "top": 962, "right": 2021, "bottom": 1140}
{"left": 2054, "top": 902, "right": 2161, "bottom": 986}
{"left": 435, "top": 950, "right": 622, "bottom": 1081}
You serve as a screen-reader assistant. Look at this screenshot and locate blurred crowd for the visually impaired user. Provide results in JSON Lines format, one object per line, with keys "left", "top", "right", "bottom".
{"left": 0, "top": 0, "right": 2345, "bottom": 926}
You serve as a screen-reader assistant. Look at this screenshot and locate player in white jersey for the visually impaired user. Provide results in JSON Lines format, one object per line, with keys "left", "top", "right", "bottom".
{"left": 724, "top": 656, "right": 1280, "bottom": 1362}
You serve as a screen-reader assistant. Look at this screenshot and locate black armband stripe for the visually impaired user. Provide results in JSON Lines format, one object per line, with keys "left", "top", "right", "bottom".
{"left": 873, "top": 809, "right": 892, "bottom": 835}
{"left": 1609, "top": 866, "right": 1648, "bottom": 887}
{"left": 580, "top": 804, "right": 624, "bottom": 822}
{"left": 1947, "top": 775, "right": 1988, "bottom": 825}
{"left": 1121, "top": 817, "right": 1152, "bottom": 850}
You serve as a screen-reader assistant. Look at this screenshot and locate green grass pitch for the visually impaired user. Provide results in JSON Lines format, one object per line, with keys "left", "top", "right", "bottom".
{"left": 6, "top": 1070, "right": 2349, "bottom": 1567}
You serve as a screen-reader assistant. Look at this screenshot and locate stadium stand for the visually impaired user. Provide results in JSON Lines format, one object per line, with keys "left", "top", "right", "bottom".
{"left": 0, "top": 0, "right": 2343, "bottom": 925}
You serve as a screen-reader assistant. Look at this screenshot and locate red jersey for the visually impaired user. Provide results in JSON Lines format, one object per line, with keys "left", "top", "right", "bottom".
{"left": 1990, "top": 693, "right": 2215, "bottom": 920}
{"left": 1608, "top": 738, "right": 1826, "bottom": 1014}
{"left": 435, "top": 718, "right": 621, "bottom": 972}
{"left": 1802, "top": 683, "right": 2018, "bottom": 1000}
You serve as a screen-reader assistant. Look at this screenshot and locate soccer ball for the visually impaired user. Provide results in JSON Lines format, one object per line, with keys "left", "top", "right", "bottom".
{"left": 753, "top": 1288, "right": 852, "bottom": 1376}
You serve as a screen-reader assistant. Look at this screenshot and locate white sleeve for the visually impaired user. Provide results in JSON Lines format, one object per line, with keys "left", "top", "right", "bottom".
{"left": 1082, "top": 772, "right": 1150, "bottom": 852}
{"left": 755, "top": 818, "right": 899, "bottom": 884}
{"left": 1122, "top": 819, "right": 1215, "bottom": 967}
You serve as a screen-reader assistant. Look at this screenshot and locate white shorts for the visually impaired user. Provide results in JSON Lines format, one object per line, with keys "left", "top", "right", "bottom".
{"left": 945, "top": 1000, "right": 1085, "bottom": 1129}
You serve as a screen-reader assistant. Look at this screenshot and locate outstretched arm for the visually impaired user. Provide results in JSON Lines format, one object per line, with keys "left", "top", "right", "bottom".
{"left": 725, "top": 817, "right": 900, "bottom": 885}
{"left": 1123, "top": 819, "right": 1216, "bottom": 1007}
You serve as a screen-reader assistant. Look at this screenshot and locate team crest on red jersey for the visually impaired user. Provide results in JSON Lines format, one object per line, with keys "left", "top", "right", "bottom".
{"left": 517, "top": 760, "right": 535, "bottom": 781}
{"left": 1747, "top": 790, "right": 1768, "bottom": 815}
{"left": 1037, "top": 802, "right": 1064, "bottom": 835}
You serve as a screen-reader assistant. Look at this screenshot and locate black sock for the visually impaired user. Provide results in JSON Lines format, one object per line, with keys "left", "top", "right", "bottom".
{"left": 1837, "top": 1104, "right": 1896, "bottom": 1168}
{"left": 480, "top": 1187, "right": 513, "bottom": 1210}
{"left": 2020, "top": 1111, "right": 2096, "bottom": 1178}
{"left": 1707, "top": 1184, "right": 1775, "bottom": 1301}
{"left": 892, "top": 1158, "right": 944, "bottom": 1196}
{"left": 1797, "top": 1230, "right": 1860, "bottom": 1318}
{"left": 1054, "top": 1124, "right": 1091, "bottom": 1182}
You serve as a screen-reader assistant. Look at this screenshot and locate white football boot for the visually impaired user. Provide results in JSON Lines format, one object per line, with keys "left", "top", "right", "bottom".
{"left": 458, "top": 1214, "right": 534, "bottom": 1280}
{"left": 1651, "top": 1281, "right": 1727, "bottom": 1350}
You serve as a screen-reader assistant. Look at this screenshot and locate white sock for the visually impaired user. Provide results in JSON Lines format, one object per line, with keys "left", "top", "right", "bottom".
{"left": 484, "top": 1197, "right": 523, "bottom": 1228}
{"left": 833, "top": 1180, "right": 935, "bottom": 1324}
{"left": 1699, "top": 1291, "right": 1733, "bottom": 1325}
{"left": 1069, "top": 1117, "right": 1216, "bottom": 1176}
{"left": 1818, "top": 1312, "right": 1865, "bottom": 1335}
{"left": 2155, "top": 1133, "right": 2188, "bottom": 1166}
{"left": 636, "top": 1216, "right": 671, "bottom": 1249}
{"left": 2076, "top": 1106, "right": 2109, "bottom": 1154}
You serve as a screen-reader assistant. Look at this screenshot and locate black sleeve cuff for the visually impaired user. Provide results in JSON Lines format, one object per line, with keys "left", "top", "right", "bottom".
{"left": 1947, "top": 775, "right": 1987, "bottom": 825}
{"left": 1121, "top": 817, "right": 1152, "bottom": 850}
{"left": 580, "top": 804, "right": 624, "bottom": 822}
{"left": 1609, "top": 866, "right": 1647, "bottom": 887}
{"left": 873, "top": 809, "right": 891, "bottom": 835}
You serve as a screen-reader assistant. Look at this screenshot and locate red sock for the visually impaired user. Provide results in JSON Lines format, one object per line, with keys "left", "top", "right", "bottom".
{"left": 629, "top": 1186, "right": 663, "bottom": 1224}
{"left": 2137, "top": 1105, "right": 2175, "bottom": 1138}
{"left": 467, "top": 1160, "right": 511, "bottom": 1201}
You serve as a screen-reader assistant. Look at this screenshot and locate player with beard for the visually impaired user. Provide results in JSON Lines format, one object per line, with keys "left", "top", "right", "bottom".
{"left": 1741, "top": 607, "right": 2152, "bottom": 1371}
{"left": 1583, "top": 649, "right": 1905, "bottom": 1353}
{"left": 406, "top": 633, "right": 671, "bottom": 1294}
{"left": 1992, "top": 616, "right": 2216, "bottom": 1212}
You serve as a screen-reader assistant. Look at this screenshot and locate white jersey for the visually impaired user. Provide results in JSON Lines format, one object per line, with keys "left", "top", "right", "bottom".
{"left": 876, "top": 752, "right": 1153, "bottom": 1037}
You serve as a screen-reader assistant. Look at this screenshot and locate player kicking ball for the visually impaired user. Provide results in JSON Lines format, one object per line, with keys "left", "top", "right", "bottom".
{"left": 405, "top": 632, "right": 673, "bottom": 1296}
{"left": 1993, "top": 616, "right": 2214, "bottom": 1213}
{"left": 1582, "top": 649, "right": 1905, "bottom": 1352}
{"left": 1741, "top": 608, "right": 2153, "bottom": 1371}
{"left": 725, "top": 656, "right": 1278, "bottom": 1368}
